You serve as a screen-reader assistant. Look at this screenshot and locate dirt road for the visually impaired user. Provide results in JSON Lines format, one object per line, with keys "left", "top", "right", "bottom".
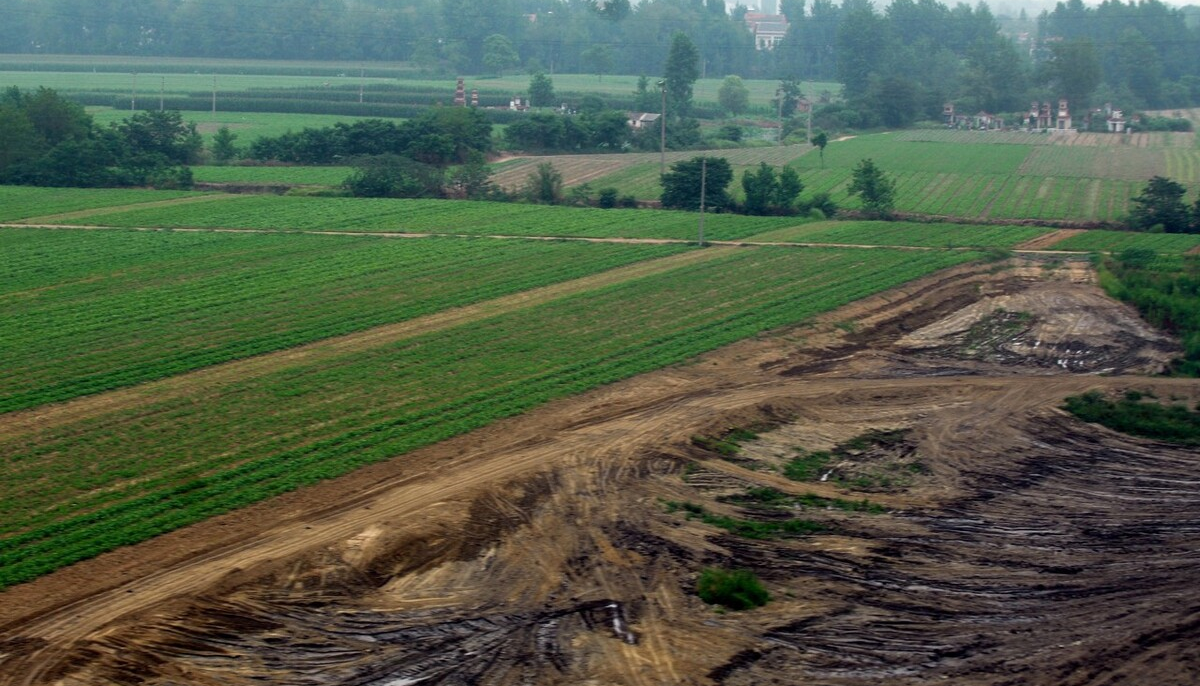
{"left": 1, "top": 259, "right": 1197, "bottom": 685}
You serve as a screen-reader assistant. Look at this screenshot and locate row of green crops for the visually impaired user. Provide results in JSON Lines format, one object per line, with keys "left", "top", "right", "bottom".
{"left": 43, "top": 194, "right": 807, "bottom": 240}
{"left": 793, "top": 137, "right": 1033, "bottom": 175}
{"left": 746, "top": 220, "right": 1051, "bottom": 248}
{"left": 1047, "top": 230, "right": 1200, "bottom": 253}
{"left": 0, "top": 245, "right": 981, "bottom": 588}
{"left": 0, "top": 186, "right": 201, "bottom": 222}
{"left": 0, "top": 229, "right": 688, "bottom": 412}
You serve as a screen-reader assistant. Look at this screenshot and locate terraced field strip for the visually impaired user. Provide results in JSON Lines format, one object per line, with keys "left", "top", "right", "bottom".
{"left": 1017, "top": 146, "right": 1166, "bottom": 180}
{"left": 791, "top": 136, "right": 1032, "bottom": 175}
{"left": 15, "top": 193, "right": 239, "bottom": 223}
{"left": 1165, "top": 148, "right": 1200, "bottom": 184}
{"left": 39, "top": 194, "right": 805, "bottom": 241}
{"left": 745, "top": 220, "right": 1052, "bottom": 248}
{"left": 1045, "top": 230, "right": 1200, "bottom": 254}
{"left": 0, "top": 246, "right": 981, "bottom": 588}
{"left": 0, "top": 186, "right": 202, "bottom": 222}
{"left": 0, "top": 229, "right": 690, "bottom": 412}
{"left": 192, "top": 166, "right": 354, "bottom": 185}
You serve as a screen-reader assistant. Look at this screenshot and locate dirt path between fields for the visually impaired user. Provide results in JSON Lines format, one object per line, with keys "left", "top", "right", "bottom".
{"left": 1014, "top": 227, "right": 1086, "bottom": 250}
{"left": 0, "top": 248, "right": 731, "bottom": 442}
{"left": 1, "top": 259, "right": 1197, "bottom": 686}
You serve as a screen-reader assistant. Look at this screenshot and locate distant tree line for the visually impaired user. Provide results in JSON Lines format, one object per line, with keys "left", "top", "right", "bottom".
{"left": 0, "top": 87, "right": 197, "bottom": 188}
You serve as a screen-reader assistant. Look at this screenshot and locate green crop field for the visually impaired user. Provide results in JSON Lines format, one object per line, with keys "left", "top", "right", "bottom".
{"left": 0, "top": 229, "right": 686, "bottom": 413}
{"left": 41, "top": 193, "right": 807, "bottom": 241}
{"left": 1047, "top": 230, "right": 1200, "bottom": 253}
{"left": 87, "top": 107, "right": 408, "bottom": 145}
{"left": 192, "top": 165, "right": 354, "bottom": 185}
{"left": 0, "top": 235, "right": 980, "bottom": 589}
{"left": 747, "top": 220, "right": 1052, "bottom": 248}
{"left": 0, "top": 186, "right": 201, "bottom": 222}
{"left": 794, "top": 137, "right": 1033, "bottom": 175}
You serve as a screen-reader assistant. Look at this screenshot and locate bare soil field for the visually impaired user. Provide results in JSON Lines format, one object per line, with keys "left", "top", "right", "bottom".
{"left": 1, "top": 259, "right": 1197, "bottom": 686}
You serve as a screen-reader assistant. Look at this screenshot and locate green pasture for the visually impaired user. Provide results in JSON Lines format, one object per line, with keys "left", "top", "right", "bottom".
{"left": 746, "top": 220, "right": 1052, "bottom": 248}
{"left": 86, "top": 107, "right": 408, "bottom": 145}
{"left": 0, "top": 186, "right": 202, "bottom": 222}
{"left": 1048, "top": 230, "right": 1200, "bottom": 253}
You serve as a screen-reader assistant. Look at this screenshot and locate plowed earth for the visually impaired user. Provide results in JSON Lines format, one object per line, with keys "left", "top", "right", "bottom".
{"left": 1, "top": 260, "right": 1197, "bottom": 686}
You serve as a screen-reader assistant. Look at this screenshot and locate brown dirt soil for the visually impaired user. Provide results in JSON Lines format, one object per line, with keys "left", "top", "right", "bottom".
{"left": 1, "top": 259, "right": 1198, "bottom": 686}
{"left": 1015, "top": 228, "right": 1087, "bottom": 251}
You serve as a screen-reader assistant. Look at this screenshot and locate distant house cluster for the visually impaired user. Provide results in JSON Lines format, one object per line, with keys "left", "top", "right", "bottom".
{"left": 1027, "top": 100, "right": 1073, "bottom": 132}
{"left": 744, "top": 1, "right": 788, "bottom": 51}
{"left": 942, "top": 103, "right": 1005, "bottom": 130}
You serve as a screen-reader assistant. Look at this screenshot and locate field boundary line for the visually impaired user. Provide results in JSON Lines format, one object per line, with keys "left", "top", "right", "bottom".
{"left": 13, "top": 193, "right": 238, "bottom": 224}
{"left": 0, "top": 247, "right": 734, "bottom": 441}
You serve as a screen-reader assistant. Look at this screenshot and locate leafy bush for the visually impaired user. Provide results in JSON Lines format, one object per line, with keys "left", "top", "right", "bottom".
{"left": 697, "top": 568, "right": 770, "bottom": 610}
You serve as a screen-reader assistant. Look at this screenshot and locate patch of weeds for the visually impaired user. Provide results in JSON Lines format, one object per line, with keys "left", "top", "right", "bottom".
{"left": 1064, "top": 391, "right": 1200, "bottom": 446}
{"left": 834, "top": 320, "right": 859, "bottom": 333}
{"left": 663, "top": 500, "right": 824, "bottom": 539}
{"left": 721, "top": 487, "right": 886, "bottom": 514}
{"left": 783, "top": 449, "right": 833, "bottom": 481}
{"left": 681, "top": 461, "right": 699, "bottom": 481}
{"left": 697, "top": 568, "right": 769, "bottom": 611}
{"left": 691, "top": 426, "right": 761, "bottom": 459}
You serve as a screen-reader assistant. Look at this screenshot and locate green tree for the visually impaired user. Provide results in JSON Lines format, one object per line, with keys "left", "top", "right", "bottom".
{"left": 210, "top": 126, "right": 239, "bottom": 163}
{"left": 663, "top": 31, "right": 700, "bottom": 118}
{"left": 742, "top": 163, "right": 805, "bottom": 215}
{"left": 1042, "top": 38, "right": 1102, "bottom": 111}
{"left": 344, "top": 154, "right": 444, "bottom": 198}
{"left": 848, "top": 158, "right": 896, "bottom": 218}
{"left": 529, "top": 71, "right": 556, "bottom": 108}
{"left": 445, "top": 155, "right": 496, "bottom": 200}
{"left": 1130, "top": 176, "right": 1192, "bottom": 233}
{"left": 661, "top": 156, "right": 733, "bottom": 211}
{"left": 810, "top": 131, "right": 829, "bottom": 168}
{"left": 483, "top": 34, "right": 519, "bottom": 75}
{"left": 773, "top": 77, "right": 804, "bottom": 118}
{"left": 633, "top": 75, "right": 657, "bottom": 112}
{"left": 525, "top": 161, "right": 564, "bottom": 204}
{"left": 718, "top": 75, "right": 750, "bottom": 116}
{"left": 580, "top": 45, "right": 614, "bottom": 81}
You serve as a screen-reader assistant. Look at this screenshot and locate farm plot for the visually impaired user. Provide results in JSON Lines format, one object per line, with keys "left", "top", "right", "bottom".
{"left": 1046, "top": 230, "right": 1200, "bottom": 254}
{"left": 1017, "top": 146, "right": 1167, "bottom": 179}
{"left": 893, "top": 130, "right": 1052, "bottom": 146}
{"left": 0, "top": 229, "right": 686, "bottom": 413}
{"left": 491, "top": 145, "right": 813, "bottom": 191}
{"left": 0, "top": 186, "right": 200, "bottom": 222}
{"left": 1165, "top": 148, "right": 1200, "bottom": 183}
{"left": 747, "top": 220, "right": 1051, "bottom": 248}
{"left": 88, "top": 108, "right": 407, "bottom": 145}
{"left": 46, "top": 194, "right": 806, "bottom": 241}
{"left": 0, "top": 245, "right": 980, "bottom": 588}
{"left": 791, "top": 136, "right": 1032, "bottom": 175}
{"left": 192, "top": 165, "right": 353, "bottom": 185}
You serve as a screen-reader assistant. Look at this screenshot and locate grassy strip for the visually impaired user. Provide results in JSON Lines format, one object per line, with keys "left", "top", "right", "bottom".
{"left": 0, "top": 186, "right": 199, "bottom": 222}
{"left": 0, "top": 247, "right": 980, "bottom": 588}
{"left": 1097, "top": 252, "right": 1200, "bottom": 374}
{"left": 1064, "top": 391, "right": 1200, "bottom": 445}
{"left": 665, "top": 500, "right": 825, "bottom": 539}
{"left": 746, "top": 220, "right": 1050, "bottom": 248}
{"left": 44, "top": 194, "right": 805, "bottom": 241}
{"left": 1050, "top": 231, "right": 1200, "bottom": 254}
{"left": 191, "top": 165, "right": 353, "bottom": 185}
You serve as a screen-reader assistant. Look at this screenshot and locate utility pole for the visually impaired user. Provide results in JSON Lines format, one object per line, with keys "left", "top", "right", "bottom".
{"left": 212, "top": 74, "right": 217, "bottom": 116}
{"left": 159, "top": 76, "right": 165, "bottom": 111}
{"left": 131, "top": 72, "right": 137, "bottom": 111}
{"left": 358, "top": 67, "right": 364, "bottom": 104}
{"left": 698, "top": 158, "right": 707, "bottom": 247}
{"left": 805, "top": 81, "right": 813, "bottom": 145}
{"left": 658, "top": 80, "right": 667, "bottom": 177}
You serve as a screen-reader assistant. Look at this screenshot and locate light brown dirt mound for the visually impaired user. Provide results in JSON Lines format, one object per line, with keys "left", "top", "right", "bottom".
{"left": 2, "top": 260, "right": 1197, "bottom": 686}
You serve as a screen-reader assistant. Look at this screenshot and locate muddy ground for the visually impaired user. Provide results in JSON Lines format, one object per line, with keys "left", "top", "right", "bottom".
{"left": 1, "top": 258, "right": 1198, "bottom": 686}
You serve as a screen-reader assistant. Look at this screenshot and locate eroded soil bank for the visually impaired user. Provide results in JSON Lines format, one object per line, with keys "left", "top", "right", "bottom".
{"left": 1, "top": 258, "right": 1197, "bottom": 686}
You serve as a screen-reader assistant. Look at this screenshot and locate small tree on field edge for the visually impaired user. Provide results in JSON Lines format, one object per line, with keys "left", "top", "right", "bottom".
{"left": 848, "top": 158, "right": 895, "bottom": 218}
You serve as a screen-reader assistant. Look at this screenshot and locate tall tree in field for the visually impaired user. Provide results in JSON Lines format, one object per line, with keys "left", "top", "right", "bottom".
{"left": 663, "top": 32, "right": 700, "bottom": 119}
{"left": 529, "top": 71, "right": 556, "bottom": 108}
{"left": 718, "top": 75, "right": 750, "bottom": 116}
{"left": 581, "top": 45, "right": 615, "bottom": 81}
{"left": 1042, "top": 38, "right": 1101, "bottom": 110}
{"left": 848, "top": 158, "right": 895, "bottom": 218}
{"left": 483, "top": 34, "right": 519, "bottom": 75}
{"left": 810, "top": 131, "right": 829, "bottom": 168}
{"left": 661, "top": 156, "right": 733, "bottom": 212}
{"left": 1130, "top": 176, "right": 1191, "bottom": 233}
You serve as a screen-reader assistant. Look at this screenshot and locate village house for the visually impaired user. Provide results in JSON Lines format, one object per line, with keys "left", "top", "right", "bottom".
{"left": 744, "top": 7, "right": 788, "bottom": 51}
{"left": 628, "top": 112, "right": 660, "bottom": 129}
